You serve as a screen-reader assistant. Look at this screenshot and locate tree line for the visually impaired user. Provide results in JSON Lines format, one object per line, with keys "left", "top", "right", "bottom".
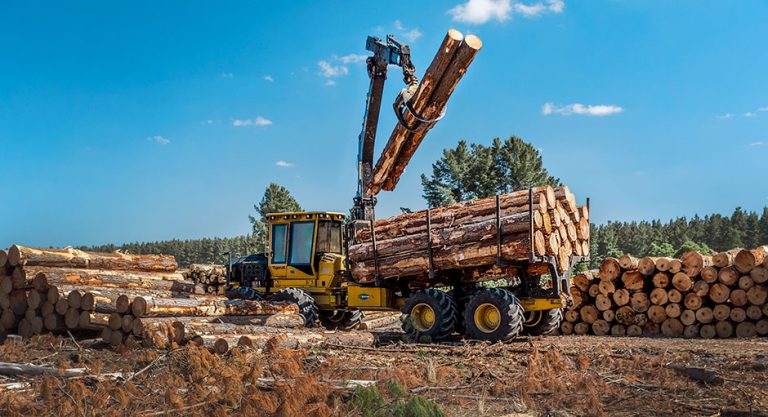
{"left": 79, "top": 136, "right": 768, "bottom": 269}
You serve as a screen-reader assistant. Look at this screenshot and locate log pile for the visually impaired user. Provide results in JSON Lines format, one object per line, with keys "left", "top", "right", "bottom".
{"left": 367, "top": 30, "right": 481, "bottom": 196}
{"left": 349, "top": 185, "right": 589, "bottom": 282}
{"left": 0, "top": 245, "right": 330, "bottom": 352}
{"left": 183, "top": 264, "right": 227, "bottom": 295}
{"left": 561, "top": 246, "right": 768, "bottom": 339}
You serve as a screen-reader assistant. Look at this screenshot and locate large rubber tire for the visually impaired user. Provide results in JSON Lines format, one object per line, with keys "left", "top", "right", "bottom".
{"left": 225, "top": 286, "right": 264, "bottom": 301}
{"left": 401, "top": 289, "right": 458, "bottom": 343}
{"left": 463, "top": 288, "right": 524, "bottom": 342}
{"left": 319, "top": 310, "right": 364, "bottom": 331}
{"left": 522, "top": 308, "right": 563, "bottom": 336}
{"left": 270, "top": 288, "right": 319, "bottom": 328}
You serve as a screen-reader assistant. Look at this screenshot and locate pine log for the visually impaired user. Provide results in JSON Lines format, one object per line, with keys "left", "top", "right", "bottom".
{"left": 730, "top": 289, "right": 747, "bottom": 307}
{"left": 692, "top": 280, "right": 710, "bottom": 297}
{"left": 612, "top": 289, "right": 630, "bottom": 306}
{"left": 615, "top": 306, "right": 635, "bottom": 325}
{"left": 681, "top": 251, "right": 711, "bottom": 277}
{"left": 591, "top": 319, "right": 609, "bottom": 336}
{"left": 756, "top": 319, "right": 768, "bottom": 336}
{"left": 683, "top": 324, "right": 699, "bottom": 339}
{"left": 738, "top": 275, "right": 754, "bottom": 290}
{"left": 559, "top": 321, "right": 574, "bottom": 335}
{"left": 713, "top": 248, "right": 742, "bottom": 268}
{"left": 599, "top": 258, "right": 621, "bottom": 281}
{"left": 661, "top": 318, "right": 683, "bottom": 337}
{"left": 715, "top": 320, "right": 733, "bottom": 338}
{"left": 648, "top": 305, "right": 667, "bottom": 324}
{"left": 595, "top": 294, "right": 612, "bottom": 311}
{"left": 730, "top": 308, "right": 746, "bottom": 323}
{"left": 622, "top": 271, "right": 645, "bottom": 291}
{"left": 572, "top": 273, "right": 591, "bottom": 292}
{"left": 618, "top": 255, "right": 637, "bottom": 270}
{"left": 579, "top": 305, "right": 598, "bottom": 324}
{"left": 564, "top": 309, "right": 580, "bottom": 323}
{"left": 735, "top": 321, "right": 756, "bottom": 338}
{"left": 746, "top": 305, "right": 763, "bottom": 320}
{"left": 750, "top": 266, "right": 768, "bottom": 284}
{"left": 588, "top": 284, "right": 600, "bottom": 298}
{"left": 29, "top": 267, "right": 198, "bottom": 293}
{"left": 668, "top": 259, "right": 683, "bottom": 274}
{"left": 699, "top": 324, "right": 716, "bottom": 339}
{"left": 709, "top": 283, "right": 730, "bottom": 304}
{"left": 671, "top": 273, "right": 692, "bottom": 292}
{"left": 667, "top": 289, "right": 682, "bottom": 303}
{"left": 652, "top": 272, "right": 670, "bottom": 288}
{"left": 665, "top": 302, "right": 682, "bottom": 318}
{"left": 638, "top": 257, "right": 658, "bottom": 275}
{"left": 695, "top": 307, "right": 714, "bottom": 324}
{"left": 130, "top": 296, "right": 298, "bottom": 318}
{"left": 348, "top": 212, "right": 531, "bottom": 261}
{"left": 190, "top": 329, "right": 376, "bottom": 353}
{"left": 350, "top": 233, "right": 532, "bottom": 282}
{"left": 718, "top": 267, "right": 739, "bottom": 286}
{"left": 713, "top": 304, "right": 731, "bottom": 321}
{"left": 602, "top": 309, "right": 615, "bottom": 322}
{"left": 700, "top": 266, "right": 718, "bottom": 284}
{"left": 650, "top": 288, "right": 668, "bottom": 305}
{"left": 655, "top": 257, "right": 673, "bottom": 272}
{"left": 610, "top": 324, "right": 626, "bottom": 336}
{"left": 630, "top": 292, "right": 650, "bottom": 313}
{"left": 598, "top": 280, "right": 615, "bottom": 296}
{"left": 376, "top": 34, "right": 483, "bottom": 193}
{"left": 734, "top": 246, "right": 768, "bottom": 274}
{"left": 680, "top": 309, "right": 696, "bottom": 326}
{"left": 7, "top": 244, "right": 177, "bottom": 272}
{"left": 643, "top": 322, "right": 660, "bottom": 335}
{"left": 746, "top": 285, "right": 767, "bottom": 305}
{"left": 626, "top": 324, "right": 642, "bottom": 336}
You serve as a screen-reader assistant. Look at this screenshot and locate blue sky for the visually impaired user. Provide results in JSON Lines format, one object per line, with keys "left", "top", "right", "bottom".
{"left": 1, "top": 0, "right": 767, "bottom": 248}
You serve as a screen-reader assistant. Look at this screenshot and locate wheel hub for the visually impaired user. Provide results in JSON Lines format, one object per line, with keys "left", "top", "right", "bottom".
{"left": 411, "top": 303, "right": 436, "bottom": 331}
{"left": 474, "top": 303, "right": 501, "bottom": 333}
{"left": 524, "top": 311, "right": 543, "bottom": 327}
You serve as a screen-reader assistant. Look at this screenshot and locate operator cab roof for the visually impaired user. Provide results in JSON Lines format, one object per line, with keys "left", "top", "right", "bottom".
{"left": 265, "top": 211, "right": 345, "bottom": 221}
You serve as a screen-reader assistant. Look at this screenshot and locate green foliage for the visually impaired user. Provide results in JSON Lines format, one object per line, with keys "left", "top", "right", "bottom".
{"left": 421, "top": 136, "right": 559, "bottom": 207}
{"left": 349, "top": 383, "right": 443, "bottom": 417}
{"left": 589, "top": 206, "right": 767, "bottom": 268}
{"left": 248, "top": 182, "right": 302, "bottom": 252}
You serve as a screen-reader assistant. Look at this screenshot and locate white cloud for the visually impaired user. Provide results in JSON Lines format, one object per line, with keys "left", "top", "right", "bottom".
{"left": 541, "top": 102, "right": 623, "bottom": 117}
{"left": 744, "top": 112, "right": 756, "bottom": 117}
{"left": 749, "top": 141, "right": 765, "bottom": 147}
{"left": 759, "top": 107, "right": 768, "bottom": 112}
{"left": 394, "top": 20, "right": 405, "bottom": 31}
{"left": 233, "top": 116, "right": 272, "bottom": 127}
{"left": 275, "top": 160, "right": 295, "bottom": 167}
{"left": 318, "top": 60, "right": 349, "bottom": 78}
{"left": 449, "top": 0, "right": 563, "bottom": 23}
{"left": 449, "top": 0, "right": 512, "bottom": 24}
{"left": 147, "top": 135, "right": 170, "bottom": 145}
{"left": 325, "top": 79, "right": 337, "bottom": 86}
{"left": 337, "top": 54, "right": 367, "bottom": 64}
{"left": 717, "top": 113, "right": 734, "bottom": 120}
{"left": 263, "top": 75, "right": 274, "bottom": 82}
{"left": 220, "top": 72, "right": 234, "bottom": 79}
{"left": 402, "top": 28, "right": 423, "bottom": 42}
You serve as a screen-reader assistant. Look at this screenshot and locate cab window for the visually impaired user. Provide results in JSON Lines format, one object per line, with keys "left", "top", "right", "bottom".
{"left": 271, "top": 223, "right": 287, "bottom": 264}
{"left": 289, "top": 221, "right": 315, "bottom": 265}
{"left": 316, "top": 220, "right": 342, "bottom": 254}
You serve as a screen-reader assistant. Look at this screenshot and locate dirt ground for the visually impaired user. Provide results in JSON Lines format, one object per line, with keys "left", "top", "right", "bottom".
{"left": 1, "top": 328, "right": 767, "bottom": 417}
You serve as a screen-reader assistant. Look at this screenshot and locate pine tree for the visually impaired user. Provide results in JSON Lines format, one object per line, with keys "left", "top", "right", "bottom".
{"left": 421, "top": 136, "right": 559, "bottom": 208}
{"left": 248, "top": 183, "right": 302, "bottom": 252}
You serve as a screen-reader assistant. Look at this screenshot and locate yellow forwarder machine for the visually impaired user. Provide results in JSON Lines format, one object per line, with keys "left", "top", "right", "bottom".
{"left": 227, "top": 35, "right": 581, "bottom": 343}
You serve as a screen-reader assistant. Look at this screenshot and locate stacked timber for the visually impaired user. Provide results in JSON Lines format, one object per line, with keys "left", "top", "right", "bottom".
{"left": 367, "top": 30, "right": 481, "bottom": 195}
{"left": 561, "top": 246, "right": 768, "bottom": 339}
{"left": 349, "top": 185, "right": 589, "bottom": 282}
{"left": 184, "top": 264, "right": 227, "bottom": 295}
{"left": 0, "top": 245, "right": 322, "bottom": 351}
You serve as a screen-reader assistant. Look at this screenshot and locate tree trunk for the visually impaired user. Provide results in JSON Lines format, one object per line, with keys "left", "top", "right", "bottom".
{"left": 8, "top": 245, "right": 177, "bottom": 272}
{"left": 131, "top": 296, "right": 298, "bottom": 318}
{"left": 734, "top": 246, "right": 768, "bottom": 273}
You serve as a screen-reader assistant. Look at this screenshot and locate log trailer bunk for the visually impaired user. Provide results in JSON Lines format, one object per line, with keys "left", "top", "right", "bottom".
{"left": 227, "top": 35, "right": 586, "bottom": 343}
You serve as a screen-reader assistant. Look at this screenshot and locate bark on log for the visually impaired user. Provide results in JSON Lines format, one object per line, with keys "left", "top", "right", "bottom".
{"left": 7, "top": 244, "right": 177, "bottom": 272}
{"left": 131, "top": 296, "right": 298, "bottom": 318}
{"left": 348, "top": 212, "right": 531, "bottom": 261}
{"left": 734, "top": 246, "right": 768, "bottom": 274}
{"left": 29, "top": 267, "right": 197, "bottom": 293}
{"left": 376, "top": 34, "right": 483, "bottom": 193}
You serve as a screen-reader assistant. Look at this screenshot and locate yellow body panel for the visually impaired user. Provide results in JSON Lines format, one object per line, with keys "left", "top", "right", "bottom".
{"left": 347, "top": 286, "right": 393, "bottom": 308}
{"left": 519, "top": 297, "right": 565, "bottom": 312}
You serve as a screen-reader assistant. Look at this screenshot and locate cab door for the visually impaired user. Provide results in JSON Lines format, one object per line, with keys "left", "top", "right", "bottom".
{"left": 268, "top": 222, "right": 289, "bottom": 279}
{"left": 286, "top": 221, "right": 316, "bottom": 280}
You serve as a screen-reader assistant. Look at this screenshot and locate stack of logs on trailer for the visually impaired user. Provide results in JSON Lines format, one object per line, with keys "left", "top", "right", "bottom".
{"left": 183, "top": 264, "right": 227, "bottom": 295}
{"left": 562, "top": 246, "right": 768, "bottom": 338}
{"left": 0, "top": 245, "right": 375, "bottom": 353}
{"left": 349, "top": 185, "right": 589, "bottom": 283}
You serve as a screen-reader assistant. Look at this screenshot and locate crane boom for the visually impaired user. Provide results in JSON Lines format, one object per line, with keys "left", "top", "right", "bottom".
{"left": 351, "top": 35, "right": 417, "bottom": 222}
